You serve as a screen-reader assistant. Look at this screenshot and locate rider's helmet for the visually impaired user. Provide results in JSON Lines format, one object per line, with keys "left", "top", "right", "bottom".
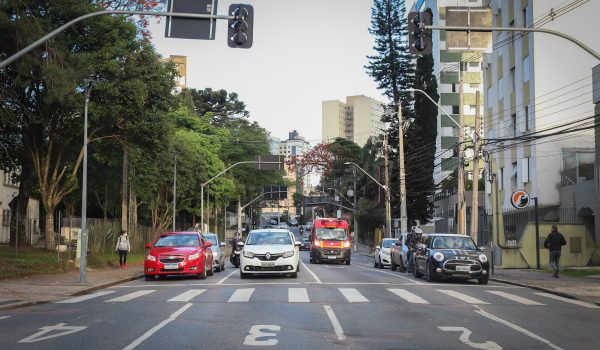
{"left": 411, "top": 226, "right": 423, "bottom": 237}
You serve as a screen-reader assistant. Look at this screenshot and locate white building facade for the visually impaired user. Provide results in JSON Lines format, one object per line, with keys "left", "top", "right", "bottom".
{"left": 321, "top": 95, "right": 384, "bottom": 147}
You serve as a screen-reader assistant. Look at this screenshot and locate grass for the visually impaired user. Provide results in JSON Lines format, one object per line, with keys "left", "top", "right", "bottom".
{"left": 0, "top": 246, "right": 145, "bottom": 279}
{"left": 0, "top": 246, "right": 71, "bottom": 279}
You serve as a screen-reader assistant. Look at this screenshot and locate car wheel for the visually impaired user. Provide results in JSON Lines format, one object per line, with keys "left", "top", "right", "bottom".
{"left": 399, "top": 259, "right": 406, "bottom": 273}
{"left": 413, "top": 262, "right": 423, "bottom": 278}
{"left": 144, "top": 274, "right": 154, "bottom": 281}
{"left": 290, "top": 271, "right": 298, "bottom": 278}
{"left": 207, "top": 263, "right": 214, "bottom": 276}
{"left": 478, "top": 275, "right": 489, "bottom": 285}
{"left": 426, "top": 261, "right": 436, "bottom": 282}
{"left": 391, "top": 259, "right": 397, "bottom": 271}
{"left": 310, "top": 257, "right": 315, "bottom": 264}
{"left": 296, "top": 263, "right": 300, "bottom": 272}
{"left": 345, "top": 259, "right": 351, "bottom": 265}
{"left": 197, "top": 262, "right": 207, "bottom": 280}
{"left": 215, "top": 264, "right": 221, "bottom": 272}
{"left": 221, "top": 262, "right": 225, "bottom": 271}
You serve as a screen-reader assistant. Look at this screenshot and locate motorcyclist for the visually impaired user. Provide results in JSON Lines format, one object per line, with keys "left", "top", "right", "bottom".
{"left": 405, "top": 226, "right": 423, "bottom": 275}
{"left": 230, "top": 233, "right": 242, "bottom": 267}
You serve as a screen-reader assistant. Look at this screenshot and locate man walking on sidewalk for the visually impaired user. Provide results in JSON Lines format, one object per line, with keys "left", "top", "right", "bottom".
{"left": 543, "top": 224, "right": 567, "bottom": 278}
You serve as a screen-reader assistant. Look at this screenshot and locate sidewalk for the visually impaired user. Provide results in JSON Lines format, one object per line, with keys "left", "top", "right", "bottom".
{"left": 0, "top": 264, "right": 143, "bottom": 311}
{"left": 354, "top": 242, "right": 600, "bottom": 306}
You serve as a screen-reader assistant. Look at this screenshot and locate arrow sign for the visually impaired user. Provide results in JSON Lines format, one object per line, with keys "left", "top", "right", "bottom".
{"left": 19, "top": 323, "right": 87, "bottom": 343}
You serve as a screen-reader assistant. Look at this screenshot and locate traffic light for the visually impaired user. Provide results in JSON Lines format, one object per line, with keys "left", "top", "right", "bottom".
{"left": 408, "top": 11, "right": 432, "bottom": 55}
{"left": 227, "top": 4, "right": 253, "bottom": 49}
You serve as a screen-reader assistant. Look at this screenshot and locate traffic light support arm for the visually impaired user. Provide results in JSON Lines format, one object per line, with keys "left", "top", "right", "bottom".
{"left": 426, "top": 25, "right": 600, "bottom": 61}
{"left": 0, "top": 10, "right": 234, "bottom": 69}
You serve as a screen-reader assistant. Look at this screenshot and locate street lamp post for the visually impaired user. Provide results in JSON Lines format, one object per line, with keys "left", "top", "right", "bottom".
{"left": 79, "top": 80, "right": 93, "bottom": 284}
{"left": 200, "top": 161, "right": 282, "bottom": 233}
{"left": 172, "top": 155, "right": 176, "bottom": 231}
{"left": 344, "top": 162, "right": 391, "bottom": 237}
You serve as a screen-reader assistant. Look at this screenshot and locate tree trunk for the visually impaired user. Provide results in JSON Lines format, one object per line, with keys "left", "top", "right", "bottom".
{"left": 44, "top": 209, "right": 55, "bottom": 249}
{"left": 121, "top": 148, "right": 128, "bottom": 231}
{"left": 9, "top": 160, "right": 35, "bottom": 247}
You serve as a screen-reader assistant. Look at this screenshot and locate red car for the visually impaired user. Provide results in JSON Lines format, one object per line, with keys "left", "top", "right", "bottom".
{"left": 144, "top": 232, "right": 214, "bottom": 281}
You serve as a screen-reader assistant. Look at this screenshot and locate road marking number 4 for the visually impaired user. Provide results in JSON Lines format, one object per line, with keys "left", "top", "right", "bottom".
{"left": 18, "top": 323, "right": 87, "bottom": 343}
{"left": 439, "top": 326, "right": 502, "bottom": 350}
{"left": 243, "top": 325, "right": 281, "bottom": 346}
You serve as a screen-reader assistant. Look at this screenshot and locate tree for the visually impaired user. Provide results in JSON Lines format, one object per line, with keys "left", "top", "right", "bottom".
{"left": 405, "top": 52, "right": 439, "bottom": 224}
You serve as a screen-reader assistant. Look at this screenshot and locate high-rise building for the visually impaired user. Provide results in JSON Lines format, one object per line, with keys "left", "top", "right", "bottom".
{"left": 482, "top": 0, "right": 596, "bottom": 212}
{"left": 322, "top": 95, "right": 384, "bottom": 147}
{"left": 168, "top": 55, "right": 187, "bottom": 90}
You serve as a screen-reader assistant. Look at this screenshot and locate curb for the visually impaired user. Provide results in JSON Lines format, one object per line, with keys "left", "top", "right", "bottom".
{"left": 490, "top": 277, "right": 600, "bottom": 307}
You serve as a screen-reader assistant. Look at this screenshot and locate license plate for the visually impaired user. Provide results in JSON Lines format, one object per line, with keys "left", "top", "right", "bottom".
{"left": 164, "top": 263, "right": 179, "bottom": 269}
{"left": 456, "top": 265, "right": 470, "bottom": 272}
{"left": 327, "top": 255, "right": 337, "bottom": 260}
{"left": 261, "top": 261, "right": 276, "bottom": 267}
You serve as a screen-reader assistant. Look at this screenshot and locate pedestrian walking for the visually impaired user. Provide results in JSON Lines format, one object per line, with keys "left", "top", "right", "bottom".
{"left": 543, "top": 224, "right": 567, "bottom": 278}
{"left": 115, "top": 229, "right": 131, "bottom": 269}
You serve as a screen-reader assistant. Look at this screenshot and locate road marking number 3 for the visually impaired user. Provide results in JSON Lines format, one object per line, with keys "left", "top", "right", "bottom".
{"left": 244, "top": 325, "right": 281, "bottom": 346}
{"left": 439, "top": 326, "right": 502, "bottom": 350}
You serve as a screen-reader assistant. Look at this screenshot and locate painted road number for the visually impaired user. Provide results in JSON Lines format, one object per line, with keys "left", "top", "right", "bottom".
{"left": 243, "top": 325, "right": 281, "bottom": 346}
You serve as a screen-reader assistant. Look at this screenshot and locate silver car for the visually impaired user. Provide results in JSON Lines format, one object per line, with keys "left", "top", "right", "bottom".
{"left": 374, "top": 238, "right": 395, "bottom": 269}
{"left": 202, "top": 233, "right": 226, "bottom": 272}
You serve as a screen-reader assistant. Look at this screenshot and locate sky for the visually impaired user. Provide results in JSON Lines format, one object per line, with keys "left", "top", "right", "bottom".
{"left": 148, "top": 0, "right": 387, "bottom": 144}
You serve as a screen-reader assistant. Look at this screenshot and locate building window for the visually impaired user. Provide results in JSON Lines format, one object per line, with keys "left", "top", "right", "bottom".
{"left": 562, "top": 149, "right": 595, "bottom": 186}
{"left": 522, "top": 6, "right": 528, "bottom": 27}
{"left": 2, "top": 209, "right": 10, "bottom": 226}
{"left": 522, "top": 157, "right": 530, "bottom": 183}
{"left": 498, "top": 77, "right": 504, "bottom": 100}
{"left": 511, "top": 162, "right": 518, "bottom": 188}
{"left": 509, "top": 20, "right": 515, "bottom": 44}
{"left": 452, "top": 84, "right": 457, "bottom": 93}
{"left": 452, "top": 106, "right": 460, "bottom": 114}
{"left": 499, "top": 168, "right": 504, "bottom": 191}
{"left": 510, "top": 66, "right": 515, "bottom": 93}
{"left": 511, "top": 113, "right": 517, "bottom": 135}
{"left": 469, "top": 61, "right": 480, "bottom": 68}
{"left": 523, "top": 56, "right": 530, "bottom": 82}
{"left": 524, "top": 106, "right": 529, "bottom": 131}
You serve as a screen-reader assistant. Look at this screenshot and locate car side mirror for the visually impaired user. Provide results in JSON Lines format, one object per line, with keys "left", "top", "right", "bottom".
{"left": 236, "top": 241, "right": 245, "bottom": 247}
{"left": 204, "top": 241, "right": 212, "bottom": 248}
{"left": 477, "top": 246, "right": 486, "bottom": 252}
{"left": 145, "top": 243, "right": 152, "bottom": 249}
{"left": 220, "top": 242, "right": 226, "bottom": 247}
{"left": 294, "top": 242, "right": 301, "bottom": 247}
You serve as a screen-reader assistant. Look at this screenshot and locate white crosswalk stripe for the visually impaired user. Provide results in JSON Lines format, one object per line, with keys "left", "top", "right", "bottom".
{"left": 388, "top": 288, "right": 429, "bottom": 304}
{"left": 288, "top": 288, "right": 310, "bottom": 303}
{"left": 228, "top": 288, "right": 255, "bottom": 303}
{"left": 487, "top": 291, "right": 545, "bottom": 305}
{"left": 106, "top": 290, "right": 155, "bottom": 302}
{"left": 338, "top": 288, "right": 369, "bottom": 303}
{"left": 168, "top": 289, "right": 207, "bottom": 302}
{"left": 0, "top": 316, "right": 10, "bottom": 320}
{"left": 56, "top": 291, "right": 116, "bottom": 304}
{"left": 535, "top": 292, "right": 600, "bottom": 309}
{"left": 437, "top": 289, "right": 489, "bottom": 304}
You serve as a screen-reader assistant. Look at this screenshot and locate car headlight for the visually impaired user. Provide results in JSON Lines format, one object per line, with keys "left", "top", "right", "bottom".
{"left": 283, "top": 250, "right": 294, "bottom": 258}
{"left": 433, "top": 252, "right": 445, "bottom": 262}
{"left": 382, "top": 250, "right": 391, "bottom": 256}
{"left": 188, "top": 252, "right": 201, "bottom": 260}
{"left": 145, "top": 254, "right": 156, "bottom": 262}
{"left": 212, "top": 251, "right": 218, "bottom": 257}
{"left": 243, "top": 251, "right": 254, "bottom": 258}
{"left": 479, "top": 254, "right": 488, "bottom": 263}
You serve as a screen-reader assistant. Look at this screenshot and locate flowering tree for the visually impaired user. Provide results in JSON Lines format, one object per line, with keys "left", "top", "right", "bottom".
{"left": 285, "top": 143, "right": 334, "bottom": 187}
{"left": 99, "top": 0, "right": 165, "bottom": 36}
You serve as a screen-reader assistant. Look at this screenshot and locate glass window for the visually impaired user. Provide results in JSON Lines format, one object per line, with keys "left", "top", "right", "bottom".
{"left": 155, "top": 234, "right": 200, "bottom": 247}
{"left": 202, "top": 234, "right": 218, "bottom": 245}
{"left": 246, "top": 232, "right": 292, "bottom": 245}
{"left": 315, "top": 227, "right": 347, "bottom": 241}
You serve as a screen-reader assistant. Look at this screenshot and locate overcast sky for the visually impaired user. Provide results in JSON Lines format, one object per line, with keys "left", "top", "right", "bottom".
{"left": 148, "top": 0, "right": 387, "bottom": 144}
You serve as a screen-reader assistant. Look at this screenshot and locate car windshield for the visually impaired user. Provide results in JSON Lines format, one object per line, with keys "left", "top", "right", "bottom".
{"left": 431, "top": 236, "right": 476, "bottom": 250}
{"left": 154, "top": 234, "right": 200, "bottom": 247}
{"left": 202, "top": 234, "right": 218, "bottom": 245}
{"left": 302, "top": 237, "right": 310, "bottom": 242}
{"left": 381, "top": 239, "right": 395, "bottom": 248}
{"left": 315, "top": 227, "right": 347, "bottom": 241}
{"left": 246, "top": 232, "right": 292, "bottom": 245}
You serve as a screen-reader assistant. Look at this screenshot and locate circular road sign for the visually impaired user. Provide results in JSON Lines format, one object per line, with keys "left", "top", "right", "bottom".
{"left": 510, "top": 190, "right": 530, "bottom": 209}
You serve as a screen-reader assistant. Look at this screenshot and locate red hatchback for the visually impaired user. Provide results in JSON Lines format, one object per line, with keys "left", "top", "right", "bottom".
{"left": 144, "top": 232, "right": 214, "bottom": 281}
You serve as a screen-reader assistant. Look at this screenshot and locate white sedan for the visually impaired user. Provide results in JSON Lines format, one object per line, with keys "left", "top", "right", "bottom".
{"left": 239, "top": 229, "right": 300, "bottom": 279}
{"left": 374, "top": 238, "right": 396, "bottom": 269}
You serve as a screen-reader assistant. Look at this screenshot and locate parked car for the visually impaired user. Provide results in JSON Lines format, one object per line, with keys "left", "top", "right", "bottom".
{"left": 239, "top": 229, "right": 301, "bottom": 279}
{"left": 202, "top": 232, "right": 226, "bottom": 272}
{"left": 277, "top": 222, "right": 289, "bottom": 229}
{"left": 374, "top": 238, "right": 395, "bottom": 269}
{"left": 144, "top": 232, "right": 214, "bottom": 281}
{"left": 289, "top": 218, "right": 299, "bottom": 226}
{"left": 413, "top": 233, "right": 489, "bottom": 284}
{"left": 300, "top": 236, "right": 311, "bottom": 250}
{"left": 390, "top": 232, "right": 409, "bottom": 272}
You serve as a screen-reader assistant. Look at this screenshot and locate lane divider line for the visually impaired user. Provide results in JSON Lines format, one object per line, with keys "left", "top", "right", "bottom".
{"left": 350, "top": 262, "right": 424, "bottom": 284}
{"left": 300, "top": 261, "right": 322, "bottom": 284}
{"left": 323, "top": 305, "right": 346, "bottom": 341}
{"left": 217, "top": 269, "right": 239, "bottom": 285}
{"left": 123, "top": 303, "right": 192, "bottom": 350}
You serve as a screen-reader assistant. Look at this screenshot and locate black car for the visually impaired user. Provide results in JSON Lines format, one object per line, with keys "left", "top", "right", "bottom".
{"left": 300, "top": 236, "right": 311, "bottom": 251}
{"left": 413, "top": 234, "right": 489, "bottom": 284}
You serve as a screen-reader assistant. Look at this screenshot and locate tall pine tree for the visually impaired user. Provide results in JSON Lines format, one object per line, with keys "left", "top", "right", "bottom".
{"left": 405, "top": 54, "right": 439, "bottom": 224}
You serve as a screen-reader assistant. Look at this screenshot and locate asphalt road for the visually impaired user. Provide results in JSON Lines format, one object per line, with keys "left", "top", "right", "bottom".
{"left": 1, "top": 252, "right": 599, "bottom": 349}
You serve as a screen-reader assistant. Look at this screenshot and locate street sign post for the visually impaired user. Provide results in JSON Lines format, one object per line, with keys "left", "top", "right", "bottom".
{"left": 445, "top": 7, "right": 492, "bottom": 52}
{"left": 254, "top": 155, "right": 284, "bottom": 170}
{"left": 165, "top": 0, "right": 219, "bottom": 40}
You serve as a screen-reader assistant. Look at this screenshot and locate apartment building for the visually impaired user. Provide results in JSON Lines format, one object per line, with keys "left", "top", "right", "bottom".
{"left": 321, "top": 95, "right": 384, "bottom": 147}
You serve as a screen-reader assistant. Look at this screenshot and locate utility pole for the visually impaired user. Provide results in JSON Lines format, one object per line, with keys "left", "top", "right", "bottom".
{"left": 172, "top": 155, "right": 176, "bottom": 231}
{"left": 384, "top": 134, "right": 392, "bottom": 238}
{"left": 457, "top": 73, "right": 466, "bottom": 235}
{"left": 398, "top": 105, "right": 408, "bottom": 235}
{"left": 353, "top": 168, "right": 358, "bottom": 244}
{"left": 470, "top": 91, "right": 481, "bottom": 243}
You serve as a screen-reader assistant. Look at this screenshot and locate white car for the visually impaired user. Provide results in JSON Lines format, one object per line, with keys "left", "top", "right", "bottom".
{"left": 239, "top": 229, "right": 301, "bottom": 279}
{"left": 374, "top": 238, "right": 396, "bottom": 269}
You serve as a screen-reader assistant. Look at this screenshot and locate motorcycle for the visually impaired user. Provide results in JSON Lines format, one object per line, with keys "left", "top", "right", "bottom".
{"left": 230, "top": 238, "right": 242, "bottom": 268}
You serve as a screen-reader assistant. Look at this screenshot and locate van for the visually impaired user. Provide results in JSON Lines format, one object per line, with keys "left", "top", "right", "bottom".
{"left": 309, "top": 218, "right": 351, "bottom": 264}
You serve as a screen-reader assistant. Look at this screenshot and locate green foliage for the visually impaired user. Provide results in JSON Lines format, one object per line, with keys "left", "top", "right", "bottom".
{"left": 355, "top": 197, "right": 385, "bottom": 246}
{"left": 0, "top": 246, "right": 70, "bottom": 279}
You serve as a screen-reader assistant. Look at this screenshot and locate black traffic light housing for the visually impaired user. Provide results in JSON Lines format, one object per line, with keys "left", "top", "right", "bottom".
{"left": 408, "top": 11, "right": 433, "bottom": 55}
{"left": 227, "top": 4, "right": 253, "bottom": 49}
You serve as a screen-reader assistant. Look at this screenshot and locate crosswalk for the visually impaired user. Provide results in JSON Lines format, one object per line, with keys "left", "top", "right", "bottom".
{"left": 52, "top": 287, "right": 600, "bottom": 309}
